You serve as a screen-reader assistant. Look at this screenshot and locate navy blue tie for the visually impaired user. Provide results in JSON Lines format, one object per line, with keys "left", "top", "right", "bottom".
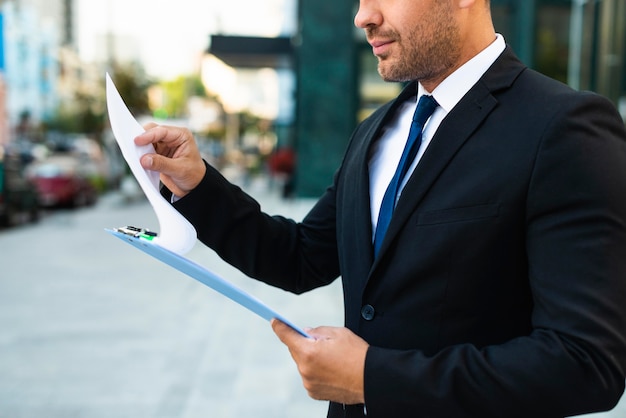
{"left": 373, "top": 95, "right": 439, "bottom": 257}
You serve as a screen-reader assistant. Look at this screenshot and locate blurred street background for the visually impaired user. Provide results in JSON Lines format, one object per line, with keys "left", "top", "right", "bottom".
{"left": 0, "top": 0, "right": 625, "bottom": 416}
{"left": 0, "top": 178, "right": 344, "bottom": 418}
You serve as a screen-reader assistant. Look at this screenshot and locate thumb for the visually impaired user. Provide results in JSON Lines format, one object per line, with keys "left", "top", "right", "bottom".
{"left": 140, "top": 153, "right": 174, "bottom": 175}
{"left": 139, "top": 152, "right": 205, "bottom": 198}
{"left": 139, "top": 153, "right": 183, "bottom": 195}
{"left": 271, "top": 318, "right": 304, "bottom": 345}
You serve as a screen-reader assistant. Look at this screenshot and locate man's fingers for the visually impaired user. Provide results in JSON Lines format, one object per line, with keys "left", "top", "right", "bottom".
{"left": 271, "top": 322, "right": 368, "bottom": 404}
{"left": 135, "top": 124, "right": 188, "bottom": 147}
{"left": 271, "top": 318, "right": 303, "bottom": 345}
{"left": 134, "top": 129, "right": 156, "bottom": 146}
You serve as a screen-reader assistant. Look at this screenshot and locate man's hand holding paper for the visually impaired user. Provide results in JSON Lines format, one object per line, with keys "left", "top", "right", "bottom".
{"left": 135, "top": 123, "right": 206, "bottom": 199}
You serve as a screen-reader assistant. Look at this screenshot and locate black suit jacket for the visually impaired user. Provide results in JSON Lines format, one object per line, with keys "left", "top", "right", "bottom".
{"left": 174, "top": 47, "right": 626, "bottom": 417}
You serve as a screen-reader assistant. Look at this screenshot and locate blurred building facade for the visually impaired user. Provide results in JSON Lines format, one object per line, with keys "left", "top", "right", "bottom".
{"left": 0, "top": 0, "right": 101, "bottom": 148}
{"left": 1, "top": 1, "right": 59, "bottom": 141}
{"left": 490, "top": 0, "right": 625, "bottom": 111}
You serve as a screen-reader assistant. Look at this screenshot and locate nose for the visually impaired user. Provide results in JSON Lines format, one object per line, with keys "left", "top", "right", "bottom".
{"left": 354, "top": 0, "right": 382, "bottom": 29}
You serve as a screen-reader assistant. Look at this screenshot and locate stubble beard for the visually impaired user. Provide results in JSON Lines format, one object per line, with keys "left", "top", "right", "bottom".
{"left": 374, "top": 13, "right": 462, "bottom": 84}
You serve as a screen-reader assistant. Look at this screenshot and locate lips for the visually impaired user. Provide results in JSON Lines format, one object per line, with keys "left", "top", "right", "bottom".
{"left": 369, "top": 39, "right": 394, "bottom": 56}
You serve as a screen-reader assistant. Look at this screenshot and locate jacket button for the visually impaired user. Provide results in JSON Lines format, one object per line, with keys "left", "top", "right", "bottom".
{"left": 361, "top": 304, "right": 375, "bottom": 321}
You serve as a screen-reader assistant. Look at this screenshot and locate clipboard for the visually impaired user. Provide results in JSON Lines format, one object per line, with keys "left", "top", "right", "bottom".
{"left": 105, "top": 227, "right": 309, "bottom": 337}
{"left": 104, "top": 73, "right": 310, "bottom": 338}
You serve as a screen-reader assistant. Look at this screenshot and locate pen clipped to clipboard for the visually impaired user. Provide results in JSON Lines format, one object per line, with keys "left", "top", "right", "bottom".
{"left": 104, "top": 73, "right": 310, "bottom": 338}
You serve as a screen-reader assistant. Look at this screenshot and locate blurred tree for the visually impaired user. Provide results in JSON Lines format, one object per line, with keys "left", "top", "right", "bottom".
{"left": 239, "top": 110, "right": 262, "bottom": 137}
{"left": 110, "top": 63, "right": 152, "bottom": 116}
{"left": 45, "top": 63, "right": 151, "bottom": 139}
{"left": 157, "top": 75, "right": 207, "bottom": 119}
{"left": 45, "top": 91, "right": 104, "bottom": 136}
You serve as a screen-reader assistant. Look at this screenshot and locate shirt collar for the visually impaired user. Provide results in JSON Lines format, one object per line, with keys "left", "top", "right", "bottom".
{"left": 418, "top": 34, "right": 506, "bottom": 113}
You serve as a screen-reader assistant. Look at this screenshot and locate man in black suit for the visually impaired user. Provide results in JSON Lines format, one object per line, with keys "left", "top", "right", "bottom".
{"left": 135, "top": 0, "right": 626, "bottom": 416}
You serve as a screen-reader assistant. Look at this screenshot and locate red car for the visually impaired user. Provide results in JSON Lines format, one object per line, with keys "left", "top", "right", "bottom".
{"left": 28, "top": 155, "right": 98, "bottom": 208}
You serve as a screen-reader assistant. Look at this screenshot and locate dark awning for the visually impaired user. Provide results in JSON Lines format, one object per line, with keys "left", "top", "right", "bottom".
{"left": 208, "top": 35, "right": 294, "bottom": 69}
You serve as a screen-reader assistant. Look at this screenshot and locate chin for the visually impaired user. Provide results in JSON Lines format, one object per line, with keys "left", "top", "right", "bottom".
{"left": 377, "top": 62, "right": 414, "bottom": 83}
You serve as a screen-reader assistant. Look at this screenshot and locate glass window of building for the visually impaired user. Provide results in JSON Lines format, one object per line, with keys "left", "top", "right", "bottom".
{"left": 491, "top": 0, "right": 625, "bottom": 118}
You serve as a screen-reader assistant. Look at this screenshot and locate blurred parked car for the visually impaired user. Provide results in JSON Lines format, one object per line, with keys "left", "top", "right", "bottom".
{"left": 27, "top": 154, "right": 98, "bottom": 208}
{"left": 71, "top": 136, "right": 119, "bottom": 191}
{"left": 0, "top": 148, "right": 40, "bottom": 227}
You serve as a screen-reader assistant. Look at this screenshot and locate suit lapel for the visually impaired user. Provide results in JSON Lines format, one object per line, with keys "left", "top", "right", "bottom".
{"left": 369, "top": 47, "right": 526, "bottom": 273}
{"left": 345, "top": 83, "right": 421, "bottom": 271}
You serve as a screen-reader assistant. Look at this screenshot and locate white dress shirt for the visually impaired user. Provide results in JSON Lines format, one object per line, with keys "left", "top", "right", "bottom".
{"left": 368, "top": 34, "right": 506, "bottom": 238}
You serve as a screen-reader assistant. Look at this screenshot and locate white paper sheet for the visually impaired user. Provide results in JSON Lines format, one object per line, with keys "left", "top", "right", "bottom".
{"left": 105, "top": 73, "right": 197, "bottom": 254}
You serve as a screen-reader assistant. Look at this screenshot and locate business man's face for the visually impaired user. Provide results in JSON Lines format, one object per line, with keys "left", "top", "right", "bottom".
{"left": 354, "top": 0, "right": 462, "bottom": 84}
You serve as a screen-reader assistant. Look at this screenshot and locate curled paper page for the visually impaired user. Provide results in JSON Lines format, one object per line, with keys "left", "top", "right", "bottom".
{"left": 105, "top": 73, "right": 197, "bottom": 254}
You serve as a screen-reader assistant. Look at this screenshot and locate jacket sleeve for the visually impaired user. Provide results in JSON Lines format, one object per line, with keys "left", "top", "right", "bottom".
{"left": 171, "top": 162, "right": 342, "bottom": 294}
{"left": 363, "top": 92, "right": 626, "bottom": 417}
